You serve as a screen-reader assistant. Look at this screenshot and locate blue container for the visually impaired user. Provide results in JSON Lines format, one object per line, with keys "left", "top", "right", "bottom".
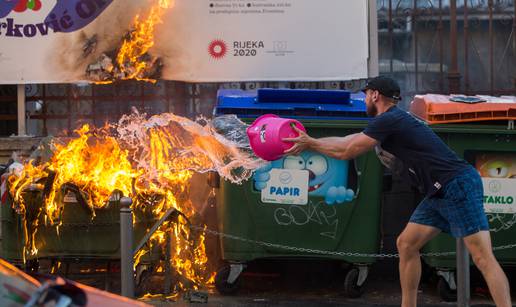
{"left": 214, "top": 88, "right": 368, "bottom": 120}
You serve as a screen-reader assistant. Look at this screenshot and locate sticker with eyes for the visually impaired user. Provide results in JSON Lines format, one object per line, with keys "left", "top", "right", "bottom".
{"left": 478, "top": 157, "right": 516, "bottom": 179}
{"left": 283, "top": 156, "right": 305, "bottom": 170}
{"left": 254, "top": 151, "right": 355, "bottom": 205}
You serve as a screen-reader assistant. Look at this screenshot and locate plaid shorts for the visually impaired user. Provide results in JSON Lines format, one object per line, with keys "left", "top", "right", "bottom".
{"left": 409, "top": 167, "right": 489, "bottom": 238}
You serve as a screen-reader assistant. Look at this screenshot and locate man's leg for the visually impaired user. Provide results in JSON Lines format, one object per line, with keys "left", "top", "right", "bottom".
{"left": 463, "top": 231, "right": 511, "bottom": 307}
{"left": 397, "top": 222, "right": 441, "bottom": 307}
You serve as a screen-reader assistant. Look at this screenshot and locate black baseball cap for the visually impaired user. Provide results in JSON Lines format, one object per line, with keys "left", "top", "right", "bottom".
{"left": 362, "top": 76, "right": 402, "bottom": 101}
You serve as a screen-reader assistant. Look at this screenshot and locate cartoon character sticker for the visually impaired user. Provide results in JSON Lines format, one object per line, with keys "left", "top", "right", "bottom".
{"left": 475, "top": 152, "right": 516, "bottom": 216}
{"left": 476, "top": 154, "right": 516, "bottom": 179}
{"left": 254, "top": 151, "right": 355, "bottom": 205}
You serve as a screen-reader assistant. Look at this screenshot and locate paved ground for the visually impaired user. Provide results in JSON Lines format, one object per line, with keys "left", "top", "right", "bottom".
{"left": 140, "top": 259, "right": 516, "bottom": 306}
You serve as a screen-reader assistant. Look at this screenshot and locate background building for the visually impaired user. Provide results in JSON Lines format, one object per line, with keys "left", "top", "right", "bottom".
{"left": 0, "top": 1, "right": 514, "bottom": 137}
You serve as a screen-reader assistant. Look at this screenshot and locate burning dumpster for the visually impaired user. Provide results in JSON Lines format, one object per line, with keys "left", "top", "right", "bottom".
{"left": 5, "top": 111, "right": 261, "bottom": 297}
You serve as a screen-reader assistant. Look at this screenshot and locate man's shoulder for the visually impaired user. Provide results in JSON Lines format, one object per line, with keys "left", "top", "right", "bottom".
{"left": 383, "top": 107, "right": 428, "bottom": 126}
{"left": 389, "top": 106, "right": 412, "bottom": 118}
{"left": 372, "top": 106, "right": 406, "bottom": 123}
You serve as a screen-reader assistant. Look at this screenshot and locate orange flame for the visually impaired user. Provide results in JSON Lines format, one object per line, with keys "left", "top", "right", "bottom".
{"left": 10, "top": 125, "right": 140, "bottom": 224}
{"left": 115, "top": 0, "right": 175, "bottom": 83}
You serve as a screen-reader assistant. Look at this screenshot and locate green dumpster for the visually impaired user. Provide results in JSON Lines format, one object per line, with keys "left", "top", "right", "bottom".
{"left": 419, "top": 122, "right": 516, "bottom": 301}
{"left": 212, "top": 89, "right": 384, "bottom": 297}
{"left": 0, "top": 194, "right": 25, "bottom": 263}
{"left": 21, "top": 187, "right": 157, "bottom": 260}
{"left": 3, "top": 182, "right": 159, "bottom": 266}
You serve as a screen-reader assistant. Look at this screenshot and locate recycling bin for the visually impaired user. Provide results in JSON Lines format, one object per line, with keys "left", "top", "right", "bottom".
{"left": 3, "top": 181, "right": 160, "bottom": 280}
{"left": 19, "top": 187, "right": 158, "bottom": 260}
{"left": 212, "top": 88, "right": 384, "bottom": 297}
{"left": 0, "top": 194, "right": 25, "bottom": 263}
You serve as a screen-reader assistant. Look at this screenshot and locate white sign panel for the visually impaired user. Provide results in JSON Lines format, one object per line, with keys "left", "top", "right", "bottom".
{"left": 482, "top": 178, "right": 516, "bottom": 214}
{"left": 0, "top": 0, "right": 370, "bottom": 83}
{"left": 261, "top": 169, "right": 308, "bottom": 205}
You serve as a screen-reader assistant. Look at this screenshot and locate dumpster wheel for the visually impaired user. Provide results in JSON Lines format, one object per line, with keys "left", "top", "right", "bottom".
{"left": 437, "top": 277, "right": 457, "bottom": 302}
{"left": 343, "top": 267, "right": 366, "bottom": 298}
{"left": 135, "top": 266, "right": 153, "bottom": 296}
{"left": 214, "top": 264, "right": 242, "bottom": 295}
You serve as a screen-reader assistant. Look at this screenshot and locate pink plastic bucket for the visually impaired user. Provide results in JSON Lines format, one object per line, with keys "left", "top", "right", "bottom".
{"left": 246, "top": 114, "right": 306, "bottom": 161}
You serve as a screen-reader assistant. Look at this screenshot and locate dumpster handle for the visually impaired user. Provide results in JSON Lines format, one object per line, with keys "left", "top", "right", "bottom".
{"left": 351, "top": 154, "right": 368, "bottom": 200}
{"left": 59, "top": 183, "right": 94, "bottom": 216}
{"left": 133, "top": 207, "right": 190, "bottom": 256}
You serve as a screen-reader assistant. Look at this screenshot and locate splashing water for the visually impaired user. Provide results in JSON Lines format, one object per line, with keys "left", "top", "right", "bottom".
{"left": 116, "top": 111, "right": 262, "bottom": 185}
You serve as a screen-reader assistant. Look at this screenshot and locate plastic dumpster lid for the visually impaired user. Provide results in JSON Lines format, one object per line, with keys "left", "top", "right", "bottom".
{"left": 214, "top": 89, "right": 368, "bottom": 120}
{"left": 410, "top": 94, "right": 516, "bottom": 124}
{"left": 257, "top": 88, "right": 351, "bottom": 104}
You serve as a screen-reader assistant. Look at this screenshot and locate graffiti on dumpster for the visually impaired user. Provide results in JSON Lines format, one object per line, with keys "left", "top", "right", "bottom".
{"left": 475, "top": 152, "right": 516, "bottom": 232}
{"left": 254, "top": 151, "right": 355, "bottom": 205}
{"left": 273, "top": 201, "right": 339, "bottom": 239}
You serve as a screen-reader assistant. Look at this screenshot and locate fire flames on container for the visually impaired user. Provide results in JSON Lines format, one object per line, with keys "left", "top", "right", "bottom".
{"left": 8, "top": 111, "right": 260, "bottom": 297}
{"left": 8, "top": 0, "right": 262, "bottom": 297}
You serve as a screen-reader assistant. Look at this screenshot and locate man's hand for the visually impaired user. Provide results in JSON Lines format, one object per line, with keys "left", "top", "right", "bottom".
{"left": 282, "top": 126, "right": 314, "bottom": 156}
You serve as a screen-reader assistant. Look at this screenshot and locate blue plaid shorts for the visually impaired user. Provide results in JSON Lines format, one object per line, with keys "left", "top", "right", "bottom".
{"left": 409, "top": 167, "right": 489, "bottom": 238}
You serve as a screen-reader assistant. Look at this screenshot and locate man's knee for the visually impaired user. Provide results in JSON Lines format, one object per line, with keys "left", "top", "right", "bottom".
{"left": 396, "top": 223, "right": 440, "bottom": 257}
{"left": 397, "top": 235, "right": 419, "bottom": 256}
{"left": 471, "top": 254, "right": 488, "bottom": 272}
{"left": 471, "top": 250, "right": 496, "bottom": 273}
{"left": 464, "top": 231, "right": 497, "bottom": 273}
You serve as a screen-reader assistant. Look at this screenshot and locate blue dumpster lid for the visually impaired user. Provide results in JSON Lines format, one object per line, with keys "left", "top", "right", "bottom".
{"left": 214, "top": 88, "right": 368, "bottom": 120}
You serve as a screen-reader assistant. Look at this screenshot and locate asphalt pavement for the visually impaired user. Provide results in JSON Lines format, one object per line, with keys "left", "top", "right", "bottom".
{"left": 142, "top": 259, "right": 514, "bottom": 306}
